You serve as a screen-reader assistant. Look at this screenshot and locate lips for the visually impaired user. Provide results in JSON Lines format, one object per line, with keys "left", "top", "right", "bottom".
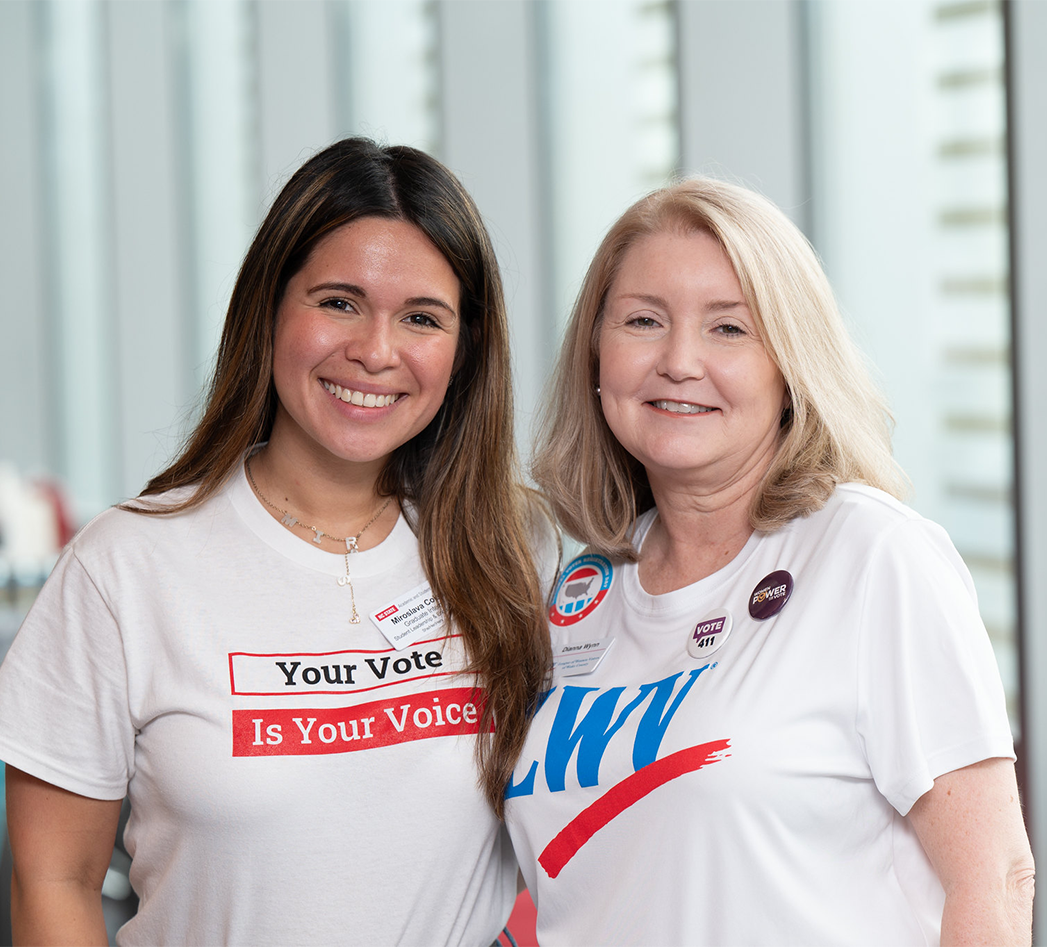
{"left": 322, "top": 380, "right": 400, "bottom": 408}
{"left": 649, "top": 400, "right": 717, "bottom": 415}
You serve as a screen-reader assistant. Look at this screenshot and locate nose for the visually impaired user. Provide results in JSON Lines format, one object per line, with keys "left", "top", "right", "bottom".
{"left": 656, "top": 325, "right": 705, "bottom": 382}
{"left": 345, "top": 316, "right": 400, "bottom": 373}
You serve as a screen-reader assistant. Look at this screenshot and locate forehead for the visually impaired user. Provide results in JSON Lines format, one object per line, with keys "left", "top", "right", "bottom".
{"left": 307, "top": 217, "right": 449, "bottom": 269}
{"left": 610, "top": 227, "right": 743, "bottom": 299}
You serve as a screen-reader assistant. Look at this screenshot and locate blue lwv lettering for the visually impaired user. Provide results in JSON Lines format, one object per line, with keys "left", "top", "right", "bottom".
{"left": 505, "top": 667, "right": 709, "bottom": 798}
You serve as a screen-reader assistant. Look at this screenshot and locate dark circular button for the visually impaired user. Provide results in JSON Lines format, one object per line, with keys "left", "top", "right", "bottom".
{"left": 748, "top": 570, "right": 794, "bottom": 620}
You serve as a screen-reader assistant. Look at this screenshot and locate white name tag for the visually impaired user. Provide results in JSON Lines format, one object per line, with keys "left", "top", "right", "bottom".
{"left": 552, "top": 638, "right": 615, "bottom": 676}
{"left": 370, "top": 582, "right": 444, "bottom": 650}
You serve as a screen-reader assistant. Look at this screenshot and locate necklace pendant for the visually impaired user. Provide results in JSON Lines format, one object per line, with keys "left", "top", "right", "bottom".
{"left": 245, "top": 457, "right": 388, "bottom": 629}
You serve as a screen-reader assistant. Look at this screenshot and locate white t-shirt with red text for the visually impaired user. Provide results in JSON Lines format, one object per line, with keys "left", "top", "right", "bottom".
{"left": 0, "top": 465, "right": 515, "bottom": 946}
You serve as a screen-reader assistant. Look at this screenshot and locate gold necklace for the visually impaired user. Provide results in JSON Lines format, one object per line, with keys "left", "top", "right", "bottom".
{"left": 246, "top": 457, "right": 393, "bottom": 624}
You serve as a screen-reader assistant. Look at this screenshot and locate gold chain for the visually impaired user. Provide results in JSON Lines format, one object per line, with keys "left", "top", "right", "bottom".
{"left": 245, "top": 456, "right": 393, "bottom": 623}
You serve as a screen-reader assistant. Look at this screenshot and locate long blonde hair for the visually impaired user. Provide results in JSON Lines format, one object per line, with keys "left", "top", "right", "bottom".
{"left": 534, "top": 177, "right": 908, "bottom": 560}
{"left": 137, "top": 138, "right": 551, "bottom": 816}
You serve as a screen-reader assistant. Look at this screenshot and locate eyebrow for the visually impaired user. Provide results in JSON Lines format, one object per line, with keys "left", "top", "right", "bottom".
{"left": 706, "top": 299, "right": 748, "bottom": 313}
{"left": 307, "top": 282, "right": 458, "bottom": 317}
{"left": 616, "top": 292, "right": 748, "bottom": 313}
{"left": 616, "top": 292, "right": 670, "bottom": 309}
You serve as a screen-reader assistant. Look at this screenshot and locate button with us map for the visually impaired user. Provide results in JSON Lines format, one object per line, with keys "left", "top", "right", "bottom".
{"left": 549, "top": 554, "right": 614, "bottom": 626}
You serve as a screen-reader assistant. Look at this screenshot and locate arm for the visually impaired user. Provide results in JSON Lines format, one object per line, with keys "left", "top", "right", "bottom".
{"left": 908, "top": 757, "right": 1034, "bottom": 947}
{"left": 6, "top": 765, "right": 122, "bottom": 947}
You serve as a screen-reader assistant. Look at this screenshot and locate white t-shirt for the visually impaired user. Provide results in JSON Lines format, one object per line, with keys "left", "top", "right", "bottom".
{"left": 0, "top": 464, "right": 516, "bottom": 946}
{"left": 504, "top": 484, "right": 1014, "bottom": 947}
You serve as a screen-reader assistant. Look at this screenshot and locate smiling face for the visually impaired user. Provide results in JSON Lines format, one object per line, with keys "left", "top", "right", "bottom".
{"left": 597, "top": 227, "right": 787, "bottom": 498}
{"left": 269, "top": 216, "right": 461, "bottom": 476}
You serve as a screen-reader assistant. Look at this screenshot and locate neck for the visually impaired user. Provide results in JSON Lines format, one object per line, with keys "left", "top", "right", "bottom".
{"left": 637, "top": 468, "right": 765, "bottom": 595}
{"left": 247, "top": 443, "right": 394, "bottom": 551}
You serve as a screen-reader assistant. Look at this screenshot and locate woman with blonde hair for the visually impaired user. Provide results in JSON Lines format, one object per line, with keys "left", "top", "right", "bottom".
{"left": 504, "top": 177, "right": 1032, "bottom": 945}
{"left": 0, "top": 137, "right": 551, "bottom": 945}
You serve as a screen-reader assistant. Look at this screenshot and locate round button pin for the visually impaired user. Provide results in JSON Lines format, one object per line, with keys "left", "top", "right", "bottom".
{"left": 687, "top": 610, "right": 732, "bottom": 658}
{"left": 748, "top": 570, "right": 794, "bottom": 620}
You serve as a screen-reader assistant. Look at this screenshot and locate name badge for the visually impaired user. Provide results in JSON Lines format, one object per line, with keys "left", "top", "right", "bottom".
{"left": 552, "top": 638, "right": 615, "bottom": 677}
{"left": 370, "top": 582, "right": 444, "bottom": 650}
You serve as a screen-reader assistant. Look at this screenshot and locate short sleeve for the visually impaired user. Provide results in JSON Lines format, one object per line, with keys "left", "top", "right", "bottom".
{"left": 855, "top": 517, "right": 1014, "bottom": 816}
{"left": 0, "top": 545, "right": 134, "bottom": 799}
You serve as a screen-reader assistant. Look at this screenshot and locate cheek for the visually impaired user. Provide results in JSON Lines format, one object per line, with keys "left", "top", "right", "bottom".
{"left": 406, "top": 337, "right": 459, "bottom": 394}
{"left": 597, "top": 335, "right": 640, "bottom": 393}
{"left": 271, "top": 316, "right": 342, "bottom": 414}
{"left": 717, "top": 355, "right": 784, "bottom": 413}
{"left": 273, "top": 311, "right": 336, "bottom": 373}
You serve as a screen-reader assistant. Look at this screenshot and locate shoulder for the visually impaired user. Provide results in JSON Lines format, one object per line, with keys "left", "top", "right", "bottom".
{"left": 67, "top": 481, "right": 229, "bottom": 562}
{"left": 821, "top": 482, "right": 917, "bottom": 519}
{"left": 792, "top": 483, "right": 972, "bottom": 593}
{"left": 797, "top": 483, "right": 933, "bottom": 543}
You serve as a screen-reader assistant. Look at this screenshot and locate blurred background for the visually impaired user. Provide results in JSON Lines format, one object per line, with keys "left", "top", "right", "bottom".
{"left": 1, "top": 0, "right": 1046, "bottom": 940}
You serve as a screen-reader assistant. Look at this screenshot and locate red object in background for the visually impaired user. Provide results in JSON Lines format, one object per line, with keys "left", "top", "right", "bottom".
{"left": 34, "top": 478, "right": 77, "bottom": 546}
{"left": 499, "top": 889, "right": 537, "bottom": 946}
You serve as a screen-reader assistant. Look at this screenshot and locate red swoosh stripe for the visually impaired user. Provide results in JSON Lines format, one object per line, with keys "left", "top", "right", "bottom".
{"left": 538, "top": 739, "right": 731, "bottom": 879}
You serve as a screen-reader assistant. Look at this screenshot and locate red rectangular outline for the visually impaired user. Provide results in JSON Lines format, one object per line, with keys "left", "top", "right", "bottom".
{"left": 227, "top": 635, "right": 464, "bottom": 697}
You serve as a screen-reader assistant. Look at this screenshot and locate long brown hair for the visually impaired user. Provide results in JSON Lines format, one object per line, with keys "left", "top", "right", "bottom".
{"left": 139, "top": 138, "right": 551, "bottom": 816}
{"left": 534, "top": 177, "right": 907, "bottom": 560}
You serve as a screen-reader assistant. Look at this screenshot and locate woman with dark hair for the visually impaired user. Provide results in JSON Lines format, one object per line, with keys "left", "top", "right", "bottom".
{"left": 504, "top": 177, "right": 1032, "bottom": 945}
{"left": 0, "top": 138, "right": 551, "bottom": 945}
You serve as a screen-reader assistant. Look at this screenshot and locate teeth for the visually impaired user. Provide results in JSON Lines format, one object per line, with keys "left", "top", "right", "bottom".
{"left": 322, "top": 381, "right": 398, "bottom": 408}
{"left": 652, "top": 401, "right": 716, "bottom": 415}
